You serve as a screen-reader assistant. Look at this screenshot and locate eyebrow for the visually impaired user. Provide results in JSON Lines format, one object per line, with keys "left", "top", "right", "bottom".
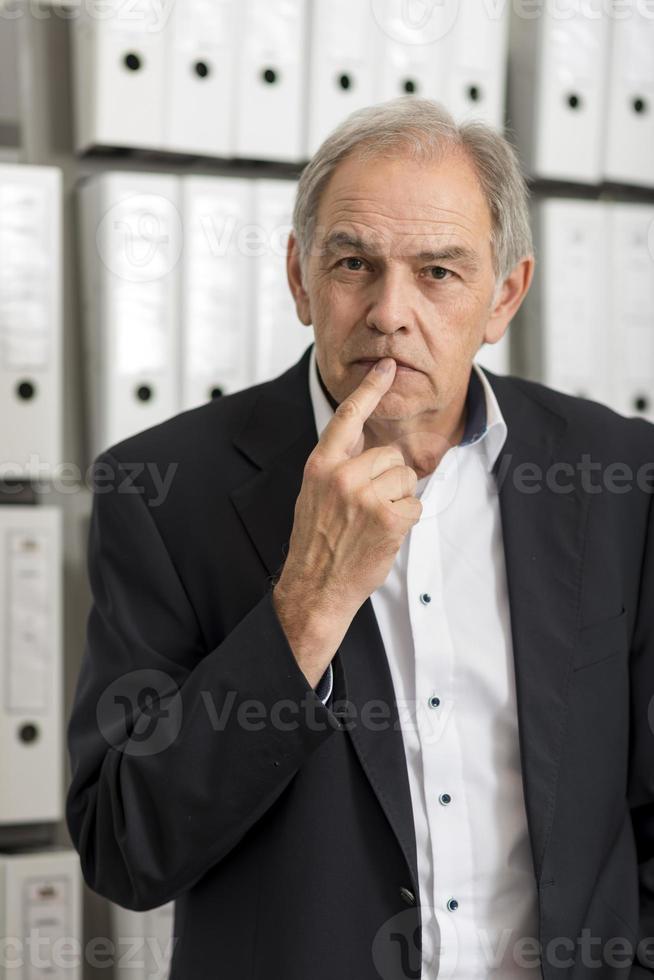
{"left": 322, "top": 231, "right": 481, "bottom": 272}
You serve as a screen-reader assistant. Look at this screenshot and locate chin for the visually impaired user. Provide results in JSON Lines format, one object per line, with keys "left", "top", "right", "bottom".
{"left": 368, "top": 391, "right": 418, "bottom": 421}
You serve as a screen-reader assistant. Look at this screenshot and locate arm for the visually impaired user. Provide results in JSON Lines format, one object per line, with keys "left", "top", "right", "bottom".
{"left": 65, "top": 451, "right": 339, "bottom": 912}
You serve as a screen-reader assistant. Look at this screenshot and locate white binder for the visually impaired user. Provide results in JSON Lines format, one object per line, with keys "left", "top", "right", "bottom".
{"left": 0, "top": 849, "right": 81, "bottom": 979}
{"left": 180, "top": 176, "right": 254, "bottom": 410}
{"left": 71, "top": 0, "right": 168, "bottom": 153}
{"left": 507, "top": 4, "right": 610, "bottom": 182}
{"left": 0, "top": 507, "right": 62, "bottom": 825}
{"left": 306, "top": 0, "right": 377, "bottom": 156}
{"left": 165, "top": 0, "right": 238, "bottom": 158}
{"left": 78, "top": 172, "right": 181, "bottom": 462}
{"left": 602, "top": 6, "right": 654, "bottom": 188}
{"left": 112, "top": 901, "right": 175, "bottom": 979}
{"left": 605, "top": 203, "right": 654, "bottom": 422}
{"left": 233, "top": 0, "right": 306, "bottom": 163}
{"left": 372, "top": 0, "right": 444, "bottom": 102}
{"left": 0, "top": 165, "right": 62, "bottom": 480}
{"left": 251, "top": 179, "right": 313, "bottom": 382}
{"left": 443, "top": 0, "right": 509, "bottom": 130}
{"left": 519, "top": 199, "right": 610, "bottom": 406}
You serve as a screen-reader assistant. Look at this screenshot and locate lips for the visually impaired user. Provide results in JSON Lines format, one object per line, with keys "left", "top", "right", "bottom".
{"left": 354, "top": 357, "right": 417, "bottom": 371}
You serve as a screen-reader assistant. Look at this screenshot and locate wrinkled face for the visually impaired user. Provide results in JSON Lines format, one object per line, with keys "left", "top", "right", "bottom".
{"left": 292, "top": 148, "right": 509, "bottom": 424}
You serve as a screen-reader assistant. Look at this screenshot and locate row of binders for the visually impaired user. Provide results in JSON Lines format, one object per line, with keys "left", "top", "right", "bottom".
{"left": 1, "top": 164, "right": 653, "bottom": 478}
{"left": 72, "top": 0, "right": 509, "bottom": 161}
{"left": 520, "top": 198, "right": 654, "bottom": 424}
{"left": 70, "top": 0, "right": 654, "bottom": 188}
{"left": 77, "top": 169, "right": 511, "bottom": 464}
{"left": 508, "top": 1, "right": 654, "bottom": 187}
{"left": 78, "top": 170, "right": 315, "bottom": 463}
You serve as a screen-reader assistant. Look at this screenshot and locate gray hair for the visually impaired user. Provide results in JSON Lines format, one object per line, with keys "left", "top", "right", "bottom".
{"left": 292, "top": 97, "right": 533, "bottom": 297}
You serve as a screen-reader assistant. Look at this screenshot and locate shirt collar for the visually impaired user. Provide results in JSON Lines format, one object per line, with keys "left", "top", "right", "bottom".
{"left": 308, "top": 344, "right": 507, "bottom": 473}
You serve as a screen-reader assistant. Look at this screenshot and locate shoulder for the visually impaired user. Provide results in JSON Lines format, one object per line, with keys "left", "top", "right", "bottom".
{"left": 487, "top": 371, "right": 654, "bottom": 461}
{"left": 88, "top": 379, "right": 276, "bottom": 503}
{"left": 100, "top": 385, "right": 262, "bottom": 463}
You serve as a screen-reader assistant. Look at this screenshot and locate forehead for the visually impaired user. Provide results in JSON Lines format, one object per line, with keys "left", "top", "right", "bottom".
{"left": 314, "top": 148, "right": 493, "bottom": 259}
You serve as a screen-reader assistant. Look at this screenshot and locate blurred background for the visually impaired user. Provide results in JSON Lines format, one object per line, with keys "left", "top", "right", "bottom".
{"left": 0, "top": 0, "right": 652, "bottom": 976}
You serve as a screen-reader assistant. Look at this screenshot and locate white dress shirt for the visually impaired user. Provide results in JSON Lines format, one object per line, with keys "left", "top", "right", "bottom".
{"left": 307, "top": 345, "right": 540, "bottom": 978}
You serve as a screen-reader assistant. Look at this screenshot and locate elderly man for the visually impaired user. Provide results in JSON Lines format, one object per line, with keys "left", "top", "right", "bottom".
{"left": 66, "top": 98, "right": 654, "bottom": 979}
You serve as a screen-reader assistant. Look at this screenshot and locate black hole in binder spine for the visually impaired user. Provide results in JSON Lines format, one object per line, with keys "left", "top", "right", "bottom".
{"left": 210, "top": 386, "right": 224, "bottom": 399}
{"left": 262, "top": 68, "right": 278, "bottom": 84}
{"left": 403, "top": 79, "right": 417, "bottom": 94}
{"left": 136, "top": 384, "right": 153, "bottom": 402}
{"left": 467, "top": 84, "right": 482, "bottom": 102}
{"left": 633, "top": 97, "right": 648, "bottom": 114}
{"left": 19, "top": 723, "right": 39, "bottom": 744}
{"left": 124, "top": 52, "right": 142, "bottom": 72}
{"left": 195, "top": 61, "right": 210, "bottom": 79}
{"left": 567, "top": 93, "right": 581, "bottom": 109}
{"left": 16, "top": 380, "right": 35, "bottom": 400}
{"left": 338, "top": 73, "right": 352, "bottom": 91}
{"left": 635, "top": 396, "right": 649, "bottom": 412}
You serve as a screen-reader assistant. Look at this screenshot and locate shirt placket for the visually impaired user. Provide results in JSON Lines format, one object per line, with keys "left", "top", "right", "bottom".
{"left": 408, "top": 447, "right": 481, "bottom": 979}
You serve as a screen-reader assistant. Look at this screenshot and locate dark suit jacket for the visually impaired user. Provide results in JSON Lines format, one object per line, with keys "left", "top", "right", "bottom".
{"left": 66, "top": 343, "right": 654, "bottom": 979}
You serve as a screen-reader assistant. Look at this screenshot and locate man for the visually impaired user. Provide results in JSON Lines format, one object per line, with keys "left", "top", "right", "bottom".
{"left": 66, "top": 98, "right": 654, "bottom": 979}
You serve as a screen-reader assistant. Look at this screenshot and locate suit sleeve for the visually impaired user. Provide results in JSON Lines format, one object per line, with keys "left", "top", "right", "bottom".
{"left": 627, "top": 480, "right": 654, "bottom": 975}
{"left": 65, "top": 451, "right": 340, "bottom": 912}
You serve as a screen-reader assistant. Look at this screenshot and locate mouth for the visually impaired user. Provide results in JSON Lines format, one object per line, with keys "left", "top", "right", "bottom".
{"left": 353, "top": 357, "right": 419, "bottom": 372}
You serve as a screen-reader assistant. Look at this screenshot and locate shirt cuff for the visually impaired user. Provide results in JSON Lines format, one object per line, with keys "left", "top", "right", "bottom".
{"left": 313, "top": 661, "right": 334, "bottom": 705}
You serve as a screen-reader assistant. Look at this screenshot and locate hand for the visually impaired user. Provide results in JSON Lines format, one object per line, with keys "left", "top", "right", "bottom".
{"left": 272, "top": 358, "right": 422, "bottom": 686}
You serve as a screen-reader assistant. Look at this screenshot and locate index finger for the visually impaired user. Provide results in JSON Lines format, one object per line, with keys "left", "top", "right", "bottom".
{"left": 318, "top": 357, "right": 397, "bottom": 458}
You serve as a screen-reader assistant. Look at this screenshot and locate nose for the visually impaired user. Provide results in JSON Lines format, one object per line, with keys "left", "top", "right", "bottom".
{"left": 365, "top": 267, "right": 413, "bottom": 334}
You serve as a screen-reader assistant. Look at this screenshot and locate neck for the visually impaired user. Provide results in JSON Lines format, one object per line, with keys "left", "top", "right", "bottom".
{"left": 362, "top": 405, "right": 467, "bottom": 480}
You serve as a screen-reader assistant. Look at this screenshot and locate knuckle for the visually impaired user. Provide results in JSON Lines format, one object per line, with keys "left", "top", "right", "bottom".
{"left": 334, "top": 398, "right": 360, "bottom": 422}
{"left": 384, "top": 449, "right": 405, "bottom": 470}
{"left": 404, "top": 466, "right": 418, "bottom": 491}
{"left": 377, "top": 506, "right": 397, "bottom": 533}
{"left": 303, "top": 453, "right": 323, "bottom": 480}
{"left": 331, "top": 465, "right": 354, "bottom": 496}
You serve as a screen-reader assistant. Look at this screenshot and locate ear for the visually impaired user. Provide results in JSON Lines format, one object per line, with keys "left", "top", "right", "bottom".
{"left": 287, "top": 232, "right": 312, "bottom": 326}
{"left": 483, "top": 255, "right": 535, "bottom": 344}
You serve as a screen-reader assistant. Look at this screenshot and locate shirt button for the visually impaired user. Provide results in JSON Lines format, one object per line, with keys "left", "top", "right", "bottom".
{"left": 439, "top": 793, "right": 452, "bottom": 806}
{"left": 428, "top": 695, "right": 440, "bottom": 709}
{"left": 399, "top": 886, "right": 416, "bottom": 905}
{"left": 447, "top": 898, "right": 459, "bottom": 912}
{"left": 419, "top": 592, "right": 432, "bottom": 605}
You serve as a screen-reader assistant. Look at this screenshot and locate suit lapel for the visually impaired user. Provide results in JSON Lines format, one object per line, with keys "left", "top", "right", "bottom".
{"left": 230, "top": 348, "right": 589, "bottom": 903}
{"left": 230, "top": 345, "right": 421, "bottom": 896}
{"left": 487, "top": 371, "right": 589, "bottom": 883}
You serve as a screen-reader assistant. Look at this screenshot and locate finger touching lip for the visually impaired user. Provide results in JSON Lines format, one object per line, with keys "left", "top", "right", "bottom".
{"left": 354, "top": 358, "right": 419, "bottom": 372}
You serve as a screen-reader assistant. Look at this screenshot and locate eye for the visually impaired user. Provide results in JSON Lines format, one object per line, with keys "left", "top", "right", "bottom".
{"left": 423, "top": 265, "right": 454, "bottom": 281}
{"left": 337, "top": 257, "right": 368, "bottom": 272}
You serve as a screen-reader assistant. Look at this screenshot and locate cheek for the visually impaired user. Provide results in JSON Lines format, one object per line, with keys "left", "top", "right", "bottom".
{"left": 313, "top": 280, "right": 363, "bottom": 331}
